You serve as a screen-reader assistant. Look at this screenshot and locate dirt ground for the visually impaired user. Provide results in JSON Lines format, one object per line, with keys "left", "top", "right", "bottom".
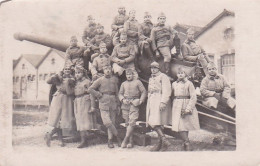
{"left": 11, "top": 106, "right": 236, "bottom": 152}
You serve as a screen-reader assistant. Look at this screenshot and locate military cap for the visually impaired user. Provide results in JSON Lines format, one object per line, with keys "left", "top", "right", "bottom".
{"left": 144, "top": 12, "right": 151, "bottom": 17}
{"left": 125, "top": 68, "right": 134, "bottom": 75}
{"left": 120, "top": 31, "right": 128, "bottom": 38}
{"left": 207, "top": 62, "right": 217, "bottom": 69}
{"left": 187, "top": 28, "right": 195, "bottom": 35}
{"left": 129, "top": 10, "right": 136, "bottom": 15}
{"left": 96, "top": 23, "right": 104, "bottom": 28}
{"left": 87, "top": 15, "right": 94, "bottom": 21}
{"left": 158, "top": 12, "right": 166, "bottom": 18}
{"left": 150, "top": 62, "right": 160, "bottom": 69}
{"left": 99, "top": 41, "right": 107, "bottom": 48}
{"left": 70, "top": 36, "right": 78, "bottom": 41}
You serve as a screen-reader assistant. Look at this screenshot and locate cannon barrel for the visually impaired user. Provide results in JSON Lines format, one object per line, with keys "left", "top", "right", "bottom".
{"left": 14, "top": 32, "right": 70, "bottom": 52}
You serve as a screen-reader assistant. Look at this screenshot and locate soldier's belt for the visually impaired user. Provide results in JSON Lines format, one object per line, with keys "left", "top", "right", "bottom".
{"left": 58, "top": 90, "right": 67, "bottom": 95}
{"left": 102, "top": 92, "right": 116, "bottom": 95}
{"left": 75, "top": 93, "right": 90, "bottom": 98}
{"left": 148, "top": 90, "right": 161, "bottom": 94}
{"left": 124, "top": 96, "right": 139, "bottom": 100}
{"left": 174, "top": 96, "right": 190, "bottom": 99}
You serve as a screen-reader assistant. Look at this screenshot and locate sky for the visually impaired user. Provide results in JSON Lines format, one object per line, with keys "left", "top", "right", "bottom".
{"left": 0, "top": 0, "right": 237, "bottom": 60}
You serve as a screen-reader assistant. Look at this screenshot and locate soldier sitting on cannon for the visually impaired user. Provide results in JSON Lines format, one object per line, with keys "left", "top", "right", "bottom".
{"left": 82, "top": 15, "right": 97, "bottom": 46}
{"left": 86, "top": 23, "right": 113, "bottom": 61}
{"left": 111, "top": 6, "right": 129, "bottom": 39}
{"left": 181, "top": 28, "right": 211, "bottom": 75}
{"left": 65, "top": 36, "right": 85, "bottom": 70}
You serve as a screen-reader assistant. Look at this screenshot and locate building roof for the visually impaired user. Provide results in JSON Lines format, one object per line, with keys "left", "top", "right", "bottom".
{"left": 13, "top": 48, "right": 66, "bottom": 70}
{"left": 195, "top": 9, "right": 235, "bottom": 39}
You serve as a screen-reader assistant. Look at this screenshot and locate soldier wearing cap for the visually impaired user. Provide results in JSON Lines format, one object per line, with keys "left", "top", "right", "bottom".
{"left": 82, "top": 15, "right": 97, "bottom": 46}
{"left": 65, "top": 36, "right": 85, "bottom": 70}
{"left": 200, "top": 62, "right": 236, "bottom": 110}
{"left": 88, "top": 64, "right": 122, "bottom": 148}
{"left": 138, "top": 12, "right": 154, "bottom": 59}
{"left": 111, "top": 32, "right": 138, "bottom": 79}
{"left": 150, "top": 12, "right": 175, "bottom": 75}
{"left": 146, "top": 61, "right": 172, "bottom": 151}
{"left": 119, "top": 68, "right": 147, "bottom": 148}
{"left": 111, "top": 6, "right": 129, "bottom": 38}
{"left": 181, "top": 28, "right": 211, "bottom": 75}
{"left": 124, "top": 10, "right": 139, "bottom": 47}
{"left": 87, "top": 23, "right": 113, "bottom": 57}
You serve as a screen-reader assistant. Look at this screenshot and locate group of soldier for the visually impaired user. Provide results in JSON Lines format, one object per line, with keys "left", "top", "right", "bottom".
{"left": 44, "top": 6, "right": 236, "bottom": 151}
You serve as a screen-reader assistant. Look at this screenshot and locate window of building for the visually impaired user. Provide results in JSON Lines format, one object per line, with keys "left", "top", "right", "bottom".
{"left": 27, "top": 75, "right": 31, "bottom": 81}
{"left": 43, "top": 74, "right": 48, "bottom": 80}
{"left": 223, "top": 27, "right": 234, "bottom": 41}
{"left": 39, "top": 74, "right": 43, "bottom": 81}
{"left": 51, "top": 58, "right": 55, "bottom": 65}
{"left": 32, "top": 75, "right": 36, "bottom": 81}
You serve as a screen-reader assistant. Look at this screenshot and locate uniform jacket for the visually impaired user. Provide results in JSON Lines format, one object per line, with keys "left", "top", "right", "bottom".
{"left": 111, "top": 43, "right": 135, "bottom": 69}
{"left": 124, "top": 19, "right": 139, "bottom": 45}
{"left": 65, "top": 46, "right": 85, "bottom": 68}
{"left": 90, "top": 53, "right": 111, "bottom": 76}
{"left": 138, "top": 21, "right": 153, "bottom": 41}
{"left": 82, "top": 24, "right": 97, "bottom": 45}
{"left": 146, "top": 71, "right": 172, "bottom": 126}
{"left": 89, "top": 32, "right": 113, "bottom": 51}
{"left": 88, "top": 75, "right": 119, "bottom": 111}
{"left": 150, "top": 24, "right": 174, "bottom": 51}
{"left": 111, "top": 14, "right": 129, "bottom": 31}
{"left": 181, "top": 39, "right": 205, "bottom": 62}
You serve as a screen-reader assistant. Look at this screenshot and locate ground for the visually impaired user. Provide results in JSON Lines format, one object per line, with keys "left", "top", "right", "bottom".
{"left": 12, "top": 106, "right": 235, "bottom": 152}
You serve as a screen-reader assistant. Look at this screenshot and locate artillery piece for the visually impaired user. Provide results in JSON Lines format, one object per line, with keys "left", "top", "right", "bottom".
{"left": 14, "top": 32, "right": 236, "bottom": 140}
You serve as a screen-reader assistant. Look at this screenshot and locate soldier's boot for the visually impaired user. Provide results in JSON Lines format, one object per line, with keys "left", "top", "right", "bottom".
{"left": 121, "top": 137, "right": 129, "bottom": 148}
{"left": 57, "top": 129, "right": 65, "bottom": 147}
{"left": 44, "top": 132, "right": 52, "bottom": 147}
{"left": 184, "top": 140, "right": 192, "bottom": 151}
{"left": 150, "top": 138, "right": 162, "bottom": 152}
{"left": 77, "top": 131, "right": 88, "bottom": 148}
{"left": 127, "top": 135, "right": 134, "bottom": 148}
{"left": 160, "top": 136, "right": 172, "bottom": 151}
{"left": 108, "top": 139, "right": 114, "bottom": 148}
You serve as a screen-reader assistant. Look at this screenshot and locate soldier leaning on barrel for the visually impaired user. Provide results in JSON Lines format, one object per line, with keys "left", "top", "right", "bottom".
{"left": 146, "top": 62, "right": 172, "bottom": 151}
{"left": 86, "top": 23, "right": 113, "bottom": 61}
{"left": 74, "top": 65, "right": 97, "bottom": 148}
{"left": 119, "top": 69, "right": 147, "bottom": 148}
{"left": 181, "top": 28, "right": 211, "bottom": 75}
{"left": 44, "top": 66, "right": 75, "bottom": 147}
{"left": 200, "top": 62, "right": 236, "bottom": 110}
{"left": 138, "top": 12, "right": 154, "bottom": 60}
{"left": 88, "top": 64, "right": 122, "bottom": 148}
{"left": 111, "top": 6, "right": 129, "bottom": 39}
{"left": 65, "top": 36, "right": 85, "bottom": 70}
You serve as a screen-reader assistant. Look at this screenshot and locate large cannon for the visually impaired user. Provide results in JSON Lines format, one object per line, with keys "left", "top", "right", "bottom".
{"left": 14, "top": 32, "right": 236, "bottom": 139}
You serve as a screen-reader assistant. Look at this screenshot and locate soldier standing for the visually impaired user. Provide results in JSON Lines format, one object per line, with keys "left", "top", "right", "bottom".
{"left": 119, "top": 69, "right": 147, "bottom": 148}
{"left": 111, "top": 6, "right": 129, "bottom": 39}
{"left": 88, "top": 65, "right": 122, "bottom": 148}
{"left": 146, "top": 62, "right": 172, "bottom": 151}
{"left": 111, "top": 32, "right": 138, "bottom": 79}
{"left": 65, "top": 36, "right": 85, "bottom": 70}
{"left": 200, "top": 62, "right": 236, "bottom": 110}
{"left": 181, "top": 28, "right": 211, "bottom": 75}
{"left": 150, "top": 12, "right": 174, "bottom": 75}
{"left": 86, "top": 23, "right": 113, "bottom": 61}
{"left": 138, "top": 12, "right": 154, "bottom": 59}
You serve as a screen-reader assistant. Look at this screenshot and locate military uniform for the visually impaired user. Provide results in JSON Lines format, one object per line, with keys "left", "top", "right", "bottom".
{"left": 138, "top": 20, "right": 154, "bottom": 57}
{"left": 111, "top": 13, "right": 129, "bottom": 38}
{"left": 181, "top": 39, "right": 210, "bottom": 75}
{"left": 200, "top": 74, "right": 236, "bottom": 109}
{"left": 65, "top": 45, "right": 85, "bottom": 69}
{"left": 82, "top": 21, "right": 97, "bottom": 46}
{"left": 124, "top": 19, "right": 139, "bottom": 46}
{"left": 119, "top": 79, "right": 147, "bottom": 126}
{"left": 91, "top": 53, "right": 111, "bottom": 79}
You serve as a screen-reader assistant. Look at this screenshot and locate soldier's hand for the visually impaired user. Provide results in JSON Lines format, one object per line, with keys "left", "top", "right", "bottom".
{"left": 118, "top": 60, "right": 125, "bottom": 66}
{"left": 159, "top": 102, "right": 167, "bottom": 112}
{"left": 122, "top": 99, "right": 130, "bottom": 105}
{"left": 213, "top": 93, "right": 221, "bottom": 100}
{"left": 155, "top": 51, "right": 160, "bottom": 58}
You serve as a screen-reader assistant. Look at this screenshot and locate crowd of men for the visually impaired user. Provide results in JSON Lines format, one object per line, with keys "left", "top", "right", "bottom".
{"left": 44, "top": 6, "right": 236, "bottom": 151}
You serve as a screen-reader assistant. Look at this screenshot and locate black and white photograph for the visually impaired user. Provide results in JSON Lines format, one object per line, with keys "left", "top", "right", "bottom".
{"left": 1, "top": 0, "right": 260, "bottom": 166}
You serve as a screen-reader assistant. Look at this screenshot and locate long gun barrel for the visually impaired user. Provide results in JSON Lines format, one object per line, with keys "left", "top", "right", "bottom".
{"left": 14, "top": 32, "right": 70, "bottom": 52}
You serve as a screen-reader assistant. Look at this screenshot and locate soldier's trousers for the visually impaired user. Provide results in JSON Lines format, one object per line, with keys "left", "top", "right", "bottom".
{"left": 197, "top": 54, "right": 210, "bottom": 75}
{"left": 158, "top": 47, "right": 171, "bottom": 62}
{"left": 100, "top": 109, "right": 118, "bottom": 139}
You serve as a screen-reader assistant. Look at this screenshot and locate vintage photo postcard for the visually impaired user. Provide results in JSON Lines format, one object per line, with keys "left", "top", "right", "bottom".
{"left": 1, "top": 0, "right": 260, "bottom": 165}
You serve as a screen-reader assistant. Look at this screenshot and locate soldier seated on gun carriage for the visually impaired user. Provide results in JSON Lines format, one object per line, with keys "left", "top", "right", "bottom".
{"left": 111, "top": 6, "right": 129, "bottom": 40}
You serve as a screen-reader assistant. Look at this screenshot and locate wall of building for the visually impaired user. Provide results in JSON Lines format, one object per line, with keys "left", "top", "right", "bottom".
{"left": 13, "top": 57, "right": 37, "bottom": 100}
{"left": 37, "top": 51, "right": 65, "bottom": 100}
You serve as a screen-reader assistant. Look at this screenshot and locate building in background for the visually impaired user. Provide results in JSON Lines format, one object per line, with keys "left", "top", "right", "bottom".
{"left": 13, "top": 49, "right": 65, "bottom": 102}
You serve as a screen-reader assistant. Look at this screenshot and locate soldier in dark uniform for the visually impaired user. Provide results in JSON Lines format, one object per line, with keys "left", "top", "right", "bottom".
{"left": 150, "top": 12, "right": 174, "bottom": 75}
{"left": 138, "top": 12, "right": 154, "bottom": 59}
{"left": 111, "top": 6, "right": 129, "bottom": 39}
{"left": 87, "top": 23, "right": 113, "bottom": 61}
{"left": 65, "top": 36, "right": 85, "bottom": 70}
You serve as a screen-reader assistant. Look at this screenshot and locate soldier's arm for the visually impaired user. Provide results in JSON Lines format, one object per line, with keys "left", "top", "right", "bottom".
{"left": 160, "top": 74, "right": 172, "bottom": 104}
{"left": 185, "top": 81, "right": 197, "bottom": 112}
{"left": 137, "top": 80, "right": 147, "bottom": 103}
{"left": 118, "top": 83, "right": 125, "bottom": 102}
{"left": 88, "top": 78, "right": 102, "bottom": 97}
{"left": 111, "top": 46, "right": 121, "bottom": 63}
{"left": 200, "top": 78, "right": 215, "bottom": 97}
{"left": 124, "top": 21, "right": 138, "bottom": 37}
{"left": 181, "top": 44, "right": 198, "bottom": 62}
{"left": 124, "top": 46, "right": 135, "bottom": 63}
{"left": 221, "top": 76, "right": 231, "bottom": 99}
{"left": 111, "top": 17, "right": 119, "bottom": 30}
{"left": 150, "top": 28, "right": 157, "bottom": 51}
